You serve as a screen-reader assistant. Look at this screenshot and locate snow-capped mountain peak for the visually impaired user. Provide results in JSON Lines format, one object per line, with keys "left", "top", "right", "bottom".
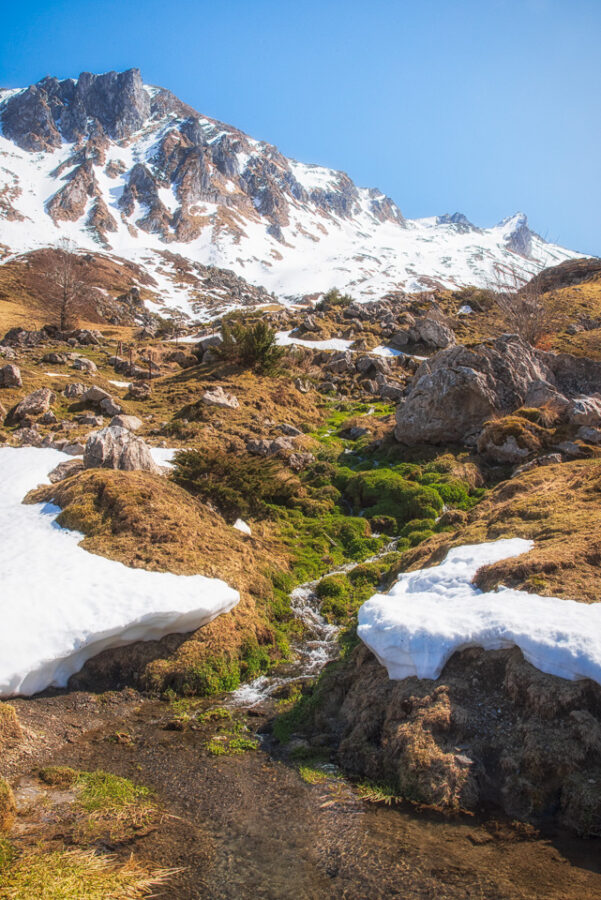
{"left": 0, "top": 69, "right": 583, "bottom": 314}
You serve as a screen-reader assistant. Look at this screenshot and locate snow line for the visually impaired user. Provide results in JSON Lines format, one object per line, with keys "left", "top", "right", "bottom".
{"left": 358, "top": 538, "right": 601, "bottom": 685}
{"left": 0, "top": 447, "right": 239, "bottom": 696}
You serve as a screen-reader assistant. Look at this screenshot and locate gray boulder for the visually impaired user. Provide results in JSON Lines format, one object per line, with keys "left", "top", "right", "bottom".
{"left": 394, "top": 335, "right": 555, "bottom": 445}
{"left": 0, "top": 364, "right": 22, "bottom": 388}
{"left": 64, "top": 382, "right": 87, "bottom": 399}
{"left": 202, "top": 386, "right": 239, "bottom": 409}
{"left": 83, "top": 426, "right": 160, "bottom": 473}
{"left": 73, "top": 357, "right": 98, "bottom": 374}
{"left": 110, "top": 414, "right": 143, "bottom": 431}
{"left": 568, "top": 396, "right": 601, "bottom": 427}
{"left": 13, "top": 387, "right": 56, "bottom": 420}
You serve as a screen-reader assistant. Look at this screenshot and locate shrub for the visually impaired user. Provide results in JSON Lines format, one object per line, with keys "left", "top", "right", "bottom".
{"left": 173, "top": 449, "right": 298, "bottom": 521}
{"left": 315, "top": 288, "right": 353, "bottom": 311}
{"left": 217, "top": 320, "right": 285, "bottom": 373}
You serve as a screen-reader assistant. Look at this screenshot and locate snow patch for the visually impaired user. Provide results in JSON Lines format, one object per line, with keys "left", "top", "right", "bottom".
{"left": 358, "top": 539, "right": 601, "bottom": 686}
{"left": 0, "top": 447, "right": 239, "bottom": 696}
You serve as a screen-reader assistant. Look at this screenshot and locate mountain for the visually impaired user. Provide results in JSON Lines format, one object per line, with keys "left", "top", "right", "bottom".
{"left": 0, "top": 68, "right": 583, "bottom": 318}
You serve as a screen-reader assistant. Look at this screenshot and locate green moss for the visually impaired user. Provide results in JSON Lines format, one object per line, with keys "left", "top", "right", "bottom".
{"left": 181, "top": 656, "right": 241, "bottom": 696}
{"left": 344, "top": 469, "right": 443, "bottom": 531}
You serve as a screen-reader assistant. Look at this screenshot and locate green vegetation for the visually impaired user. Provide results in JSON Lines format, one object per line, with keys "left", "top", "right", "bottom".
{"left": 315, "top": 287, "right": 353, "bottom": 312}
{"left": 355, "top": 780, "right": 402, "bottom": 805}
{"left": 76, "top": 770, "right": 152, "bottom": 815}
{"left": 217, "top": 320, "right": 286, "bottom": 373}
{"left": 205, "top": 717, "right": 260, "bottom": 755}
{"left": 173, "top": 449, "right": 298, "bottom": 522}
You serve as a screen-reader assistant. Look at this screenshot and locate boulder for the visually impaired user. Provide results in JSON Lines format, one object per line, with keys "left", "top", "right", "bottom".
{"left": 416, "top": 318, "right": 456, "bottom": 349}
{"left": 196, "top": 334, "right": 223, "bottom": 353}
{"left": 83, "top": 426, "right": 161, "bottom": 473}
{"left": 0, "top": 364, "right": 22, "bottom": 388}
{"left": 126, "top": 382, "right": 151, "bottom": 401}
{"left": 202, "top": 386, "right": 239, "bottom": 409}
{"left": 99, "top": 396, "right": 123, "bottom": 417}
{"left": 0, "top": 346, "right": 17, "bottom": 360}
{"left": 110, "top": 414, "right": 143, "bottom": 431}
{"left": 73, "top": 357, "right": 98, "bottom": 374}
{"left": 167, "top": 349, "right": 197, "bottom": 368}
{"left": 13, "top": 387, "right": 55, "bottom": 420}
{"left": 77, "top": 414, "right": 104, "bottom": 427}
{"left": 568, "top": 396, "right": 601, "bottom": 427}
{"left": 64, "top": 382, "right": 87, "bottom": 399}
{"left": 394, "top": 335, "right": 556, "bottom": 445}
{"left": 82, "top": 386, "right": 112, "bottom": 405}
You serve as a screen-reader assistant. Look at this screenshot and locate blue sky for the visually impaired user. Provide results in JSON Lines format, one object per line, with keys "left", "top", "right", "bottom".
{"left": 1, "top": 0, "right": 599, "bottom": 255}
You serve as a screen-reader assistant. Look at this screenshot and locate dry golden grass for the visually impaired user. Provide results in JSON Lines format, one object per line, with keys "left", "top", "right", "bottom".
{"left": 0, "top": 779, "right": 16, "bottom": 833}
{"left": 0, "top": 705, "right": 21, "bottom": 748}
{"left": 0, "top": 848, "right": 175, "bottom": 900}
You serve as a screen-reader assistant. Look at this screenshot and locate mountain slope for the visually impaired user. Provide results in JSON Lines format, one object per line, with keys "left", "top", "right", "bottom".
{"left": 0, "top": 68, "right": 583, "bottom": 314}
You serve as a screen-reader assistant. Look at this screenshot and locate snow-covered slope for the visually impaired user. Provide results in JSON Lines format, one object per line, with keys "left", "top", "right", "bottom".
{"left": 0, "top": 69, "right": 582, "bottom": 313}
{"left": 358, "top": 539, "right": 601, "bottom": 686}
{"left": 0, "top": 447, "right": 239, "bottom": 696}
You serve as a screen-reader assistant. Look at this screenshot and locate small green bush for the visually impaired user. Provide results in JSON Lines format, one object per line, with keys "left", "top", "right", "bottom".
{"left": 217, "top": 320, "right": 285, "bottom": 373}
{"left": 173, "top": 449, "right": 298, "bottom": 521}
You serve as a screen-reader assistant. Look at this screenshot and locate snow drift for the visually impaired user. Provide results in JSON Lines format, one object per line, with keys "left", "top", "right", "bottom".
{"left": 0, "top": 447, "right": 239, "bottom": 696}
{"left": 358, "top": 538, "right": 601, "bottom": 686}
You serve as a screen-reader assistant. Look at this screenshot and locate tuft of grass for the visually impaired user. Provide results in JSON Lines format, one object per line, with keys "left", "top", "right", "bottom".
{"left": 39, "top": 766, "right": 78, "bottom": 788}
{"left": 0, "top": 778, "right": 16, "bottom": 833}
{"left": 355, "top": 780, "right": 401, "bottom": 806}
{"left": 298, "top": 765, "right": 329, "bottom": 785}
{"left": 0, "top": 847, "right": 175, "bottom": 899}
{"left": 76, "top": 771, "right": 152, "bottom": 814}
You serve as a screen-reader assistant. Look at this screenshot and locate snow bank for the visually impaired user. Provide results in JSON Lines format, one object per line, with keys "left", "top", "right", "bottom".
{"left": 358, "top": 539, "right": 601, "bottom": 686}
{"left": 0, "top": 447, "right": 239, "bottom": 696}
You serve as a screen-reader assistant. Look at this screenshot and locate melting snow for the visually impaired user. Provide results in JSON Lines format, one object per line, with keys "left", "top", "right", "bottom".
{"left": 358, "top": 539, "right": 601, "bottom": 686}
{"left": 0, "top": 447, "right": 239, "bottom": 696}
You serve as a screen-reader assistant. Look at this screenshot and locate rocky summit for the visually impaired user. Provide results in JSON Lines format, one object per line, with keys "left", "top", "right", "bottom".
{"left": 0, "top": 68, "right": 582, "bottom": 314}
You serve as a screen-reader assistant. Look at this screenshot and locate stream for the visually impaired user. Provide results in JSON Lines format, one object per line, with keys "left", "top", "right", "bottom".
{"left": 229, "top": 541, "right": 399, "bottom": 708}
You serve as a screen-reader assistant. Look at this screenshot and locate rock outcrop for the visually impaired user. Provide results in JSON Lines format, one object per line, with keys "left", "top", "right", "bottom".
{"left": 394, "top": 335, "right": 601, "bottom": 445}
{"left": 83, "top": 425, "right": 160, "bottom": 473}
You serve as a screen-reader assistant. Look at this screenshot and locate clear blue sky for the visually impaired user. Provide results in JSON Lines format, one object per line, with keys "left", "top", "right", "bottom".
{"left": 1, "top": 0, "right": 599, "bottom": 255}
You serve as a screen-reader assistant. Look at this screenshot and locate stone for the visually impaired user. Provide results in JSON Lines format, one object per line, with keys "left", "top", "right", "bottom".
{"left": 287, "top": 452, "right": 315, "bottom": 471}
{"left": 42, "top": 352, "right": 68, "bottom": 364}
{"left": 82, "top": 386, "right": 112, "bottom": 405}
{"left": 576, "top": 426, "right": 601, "bottom": 445}
{"left": 395, "top": 335, "right": 557, "bottom": 445}
{"left": 568, "top": 396, "right": 601, "bottom": 427}
{"left": 83, "top": 426, "right": 160, "bottom": 473}
{"left": 0, "top": 346, "right": 17, "bottom": 360}
{"left": 73, "top": 357, "right": 98, "bottom": 373}
{"left": 294, "top": 377, "right": 311, "bottom": 393}
{"left": 276, "top": 423, "right": 303, "bottom": 437}
{"left": 77, "top": 414, "right": 104, "bottom": 426}
{"left": 13, "top": 387, "right": 55, "bottom": 420}
{"left": 62, "top": 442, "right": 86, "bottom": 456}
{"left": 416, "top": 317, "right": 456, "bottom": 349}
{"left": 64, "top": 382, "right": 86, "bottom": 399}
{"left": 99, "top": 396, "right": 122, "bottom": 417}
{"left": 478, "top": 432, "right": 530, "bottom": 465}
{"left": 0, "top": 364, "right": 22, "bottom": 388}
{"left": 167, "top": 349, "right": 197, "bottom": 368}
{"left": 38, "top": 411, "right": 58, "bottom": 425}
{"left": 110, "top": 414, "right": 143, "bottom": 431}
{"left": 127, "top": 382, "right": 151, "bottom": 401}
{"left": 202, "top": 386, "right": 239, "bottom": 409}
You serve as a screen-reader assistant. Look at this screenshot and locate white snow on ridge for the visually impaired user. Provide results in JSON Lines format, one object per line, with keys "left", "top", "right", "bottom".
{"left": 358, "top": 539, "right": 601, "bottom": 686}
{"left": 0, "top": 447, "right": 239, "bottom": 696}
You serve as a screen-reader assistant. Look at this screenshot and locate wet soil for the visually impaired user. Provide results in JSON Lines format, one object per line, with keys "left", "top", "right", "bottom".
{"left": 4, "top": 689, "right": 601, "bottom": 900}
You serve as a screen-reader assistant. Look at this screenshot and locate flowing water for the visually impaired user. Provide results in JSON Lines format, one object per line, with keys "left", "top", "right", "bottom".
{"left": 229, "top": 541, "right": 399, "bottom": 708}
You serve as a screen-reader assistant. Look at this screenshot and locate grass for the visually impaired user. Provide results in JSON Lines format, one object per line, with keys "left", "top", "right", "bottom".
{"left": 0, "top": 848, "right": 175, "bottom": 900}
{"left": 355, "top": 780, "right": 402, "bottom": 805}
{"left": 0, "top": 779, "right": 15, "bottom": 833}
{"left": 298, "top": 765, "right": 330, "bottom": 785}
{"left": 205, "top": 731, "right": 259, "bottom": 756}
{"left": 0, "top": 704, "right": 21, "bottom": 745}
